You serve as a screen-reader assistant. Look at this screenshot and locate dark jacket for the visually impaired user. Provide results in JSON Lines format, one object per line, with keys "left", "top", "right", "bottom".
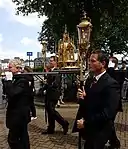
{"left": 45, "top": 68, "right": 61, "bottom": 103}
{"left": 25, "top": 74, "right": 35, "bottom": 97}
{"left": 107, "top": 68, "right": 123, "bottom": 112}
{"left": 107, "top": 68, "right": 125, "bottom": 86}
{"left": 72, "top": 73, "right": 120, "bottom": 138}
{"left": 4, "top": 75, "right": 31, "bottom": 129}
{"left": 1, "top": 77, "right": 6, "bottom": 95}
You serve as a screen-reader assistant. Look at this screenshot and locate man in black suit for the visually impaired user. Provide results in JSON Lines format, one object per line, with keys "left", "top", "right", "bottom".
{"left": 107, "top": 58, "right": 124, "bottom": 149}
{"left": 4, "top": 59, "right": 31, "bottom": 149}
{"left": 73, "top": 50, "right": 120, "bottom": 149}
{"left": 42, "top": 56, "right": 69, "bottom": 135}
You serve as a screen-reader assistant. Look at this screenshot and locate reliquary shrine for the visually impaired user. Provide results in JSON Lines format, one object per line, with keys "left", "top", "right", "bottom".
{"left": 58, "top": 28, "right": 79, "bottom": 68}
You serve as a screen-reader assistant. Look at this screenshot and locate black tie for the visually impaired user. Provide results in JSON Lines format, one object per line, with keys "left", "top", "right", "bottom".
{"left": 90, "top": 77, "right": 97, "bottom": 88}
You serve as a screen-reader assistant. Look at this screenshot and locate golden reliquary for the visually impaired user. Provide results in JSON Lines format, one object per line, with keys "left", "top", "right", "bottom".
{"left": 58, "top": 26, "right": 79, "bottom": 69}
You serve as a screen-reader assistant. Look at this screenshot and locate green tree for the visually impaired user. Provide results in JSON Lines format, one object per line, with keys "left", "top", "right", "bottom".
{"left": 12, "top": 0, "right": 128, "bottom": 55}
{"left": 33, "top": 66, "right": 43, "bottom": 72}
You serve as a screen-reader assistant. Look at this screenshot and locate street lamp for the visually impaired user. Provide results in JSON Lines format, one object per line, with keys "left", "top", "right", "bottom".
{"left": 77, "top": 12, "right": 92, "bottom": 82}
{"left": 77, "top": 12, "right": 92, "bottom": 50}
{"left": 77, "top": 12, "right": 92, "bottom": 149}
{"left": 41, "top": 40, "right": 47, "bottom": 69}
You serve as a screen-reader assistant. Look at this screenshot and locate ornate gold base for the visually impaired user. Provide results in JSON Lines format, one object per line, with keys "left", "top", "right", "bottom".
{"left": 64, "top": 66, "right": 79, "bottom": 69}
{"left": 65, "top": 60, "right": 76, "bottom": 63}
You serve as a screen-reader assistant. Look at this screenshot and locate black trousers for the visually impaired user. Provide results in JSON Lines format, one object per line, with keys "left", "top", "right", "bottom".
{"left": 30, "top": 97, "right": 36, "bottom": 117}
{"left": 84, "top": 123, "right": 112, "bottom": 149}
{"left": 8, "top": 123, "right": 30, "bottom": 149}
{"left": 46, "top": 101, "right": 67, "bottom": 131}
{"left": 109, "top": 116, "right": 120, "bottom": 147}
{"left": 2, "top": 79, "right": 6, "bottom": 95}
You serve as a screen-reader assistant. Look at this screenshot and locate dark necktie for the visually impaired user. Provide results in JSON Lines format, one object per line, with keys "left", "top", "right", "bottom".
{"left": 90, "top": 77, "right": 97, "bottom": 88}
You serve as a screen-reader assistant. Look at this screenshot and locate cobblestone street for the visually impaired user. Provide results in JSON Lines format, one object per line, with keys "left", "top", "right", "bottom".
{"left": 0, "top": 102, "right": 128, "bottom": 149}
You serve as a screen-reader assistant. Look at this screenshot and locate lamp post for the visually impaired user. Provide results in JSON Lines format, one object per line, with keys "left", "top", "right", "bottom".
{"left": 77, "top": 12, "right": 92, "bottom": 82}
{"left": 77, "top": 12, "right": 92, "bottom": 149}
{"left": 41, "top": 40, "right": 47, "bottom": 69}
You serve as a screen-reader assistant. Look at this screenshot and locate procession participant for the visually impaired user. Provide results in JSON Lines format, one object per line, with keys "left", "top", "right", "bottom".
{"left": 1, "top": 72, "right": 6, "bottom": 99}
{"left": 42, "top": 56, "right": 69, "bottom": 135}
{"left": 107, "top": 58, "right": 123, "bottom": 149}
{"left": 73, "top": 50, "right": 120, "bottom": 149}
{"left": 4, "top": 59, "right": 31, "bottom": 149}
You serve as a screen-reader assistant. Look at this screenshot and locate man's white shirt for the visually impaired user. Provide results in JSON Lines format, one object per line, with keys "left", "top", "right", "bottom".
{"left": 95, "top": 71, "right": 106, "bottom": 81}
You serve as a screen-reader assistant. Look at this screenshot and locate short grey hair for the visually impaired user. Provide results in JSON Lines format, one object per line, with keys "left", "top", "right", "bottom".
{"left": 9, "top": 59, "right": 23, "bottom": 68}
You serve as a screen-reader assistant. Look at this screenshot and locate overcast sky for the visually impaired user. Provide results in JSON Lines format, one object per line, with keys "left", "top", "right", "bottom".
{"left": 0, "top": 0, "right": 47, "bottom": 60}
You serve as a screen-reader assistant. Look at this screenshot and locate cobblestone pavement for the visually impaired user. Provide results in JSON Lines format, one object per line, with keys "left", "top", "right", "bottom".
{"left": 0, "top": 102, "right": 128, "bottom": 149}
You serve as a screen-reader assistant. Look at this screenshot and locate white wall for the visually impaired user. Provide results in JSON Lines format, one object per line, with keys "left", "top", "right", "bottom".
{"left": 1, "top": 63, "right": 9, "bottom": 70}
{"left": 24, "top": 61, "right": 34, "bottom": 68}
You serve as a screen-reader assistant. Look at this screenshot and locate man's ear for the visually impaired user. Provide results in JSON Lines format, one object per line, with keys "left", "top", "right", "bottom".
{"left": 102, "top": 61, "right": 106, "bottom": 67}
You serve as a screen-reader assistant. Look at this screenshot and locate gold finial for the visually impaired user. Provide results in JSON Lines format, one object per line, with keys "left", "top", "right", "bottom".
{"left": 82, "top": 11, "right": 87, "bottom": 19}
{"left": 78, "top": 11, "right": 91, "bottom": 28}
{"left": 63, "top": 25, "right": 70, "bottom": 42}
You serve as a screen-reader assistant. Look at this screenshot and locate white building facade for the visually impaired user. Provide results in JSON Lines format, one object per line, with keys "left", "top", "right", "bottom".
{"left": 23, "top": 60, "right": 34, "bottom": 68}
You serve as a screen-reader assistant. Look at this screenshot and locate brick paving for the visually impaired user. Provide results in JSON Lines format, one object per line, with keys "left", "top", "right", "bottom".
{"left": 0, "top": 102, "right": 128, "bottom": 149}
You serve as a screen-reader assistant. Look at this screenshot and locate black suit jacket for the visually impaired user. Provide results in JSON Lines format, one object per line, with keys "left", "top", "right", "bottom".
{"left": 107, "top": 68, "right": 125, "bottom": 86}
{"left": 4, "top": 75, "right": 31, "bottom": 129}
{"left": 107, "top": 68, "right": 123, "bottom": 112}
{"left": 25, "top": 74, "right": 35, "bottom": 97}
{"left": 45, "top": 68, "right": 61, "bottom": 103}
{"left": 72, "top": 72, "right": 120, "bottom": 138}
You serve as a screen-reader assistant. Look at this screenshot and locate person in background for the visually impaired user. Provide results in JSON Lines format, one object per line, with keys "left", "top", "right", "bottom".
{"left": 24, "top": 66, "right": 37, "bottom": 120}
{"left": 1, "top": 72, "right": 6, "bottom": 99}
{"left": 56, "top": 74, "right": 65, "bottom": 108}
{"left": 44, "top": 64, "right": 50, "bottom": 72}
{"left": 4, "top": 59, "right": 31, "bottom": 149}
{"left": 120, "top": 61, "right": 127, "bottom": 70}
{"left": 120, "top": 61, "right": 128, "bottom": 101}
{"left": 42, "top": 56, "right": 69, "bottom": 135}
{"left": 112, "top": 57, "right": 119, "bottom": 70}
{"left": 107, "top": 57, "right": 122, "bottom": 149}
{"left": 56, "top": 93, "right": 65, "bottom": 108}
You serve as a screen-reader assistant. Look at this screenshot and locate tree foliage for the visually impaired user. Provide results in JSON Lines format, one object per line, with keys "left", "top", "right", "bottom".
{"left": 12, "top": 0, "right": 128, "bottom": 55}
{"left": 33, "top": 66, "right": 43, "bottom": 72}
